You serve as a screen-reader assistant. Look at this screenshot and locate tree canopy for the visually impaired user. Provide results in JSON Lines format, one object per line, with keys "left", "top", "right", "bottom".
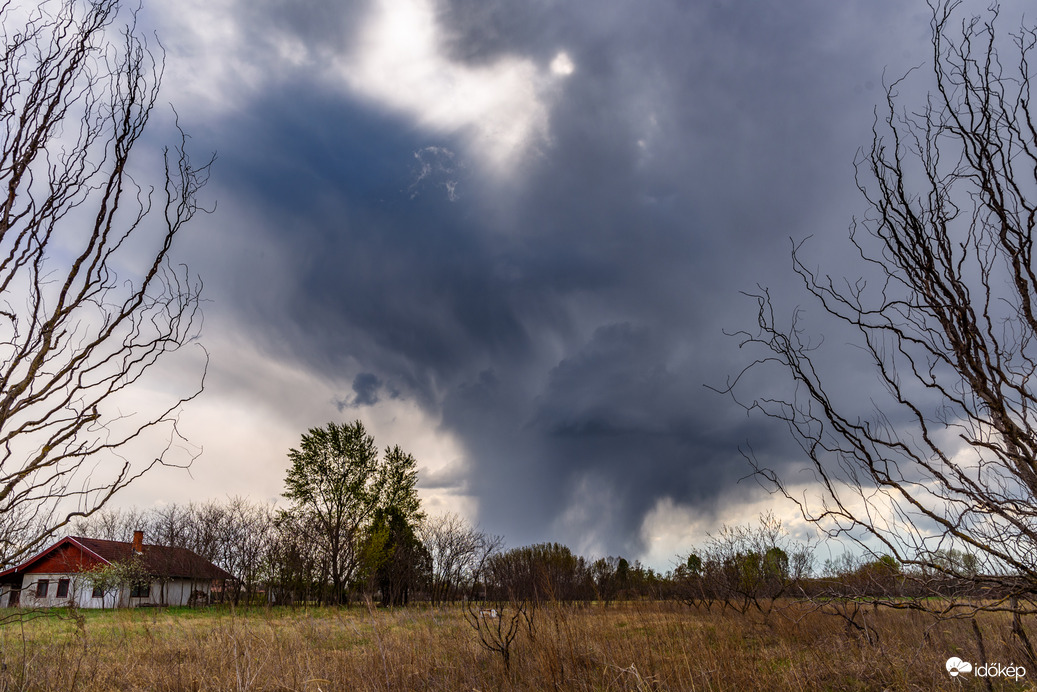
{"left": 282, "top": 420, "right": 424, "bottom": 604}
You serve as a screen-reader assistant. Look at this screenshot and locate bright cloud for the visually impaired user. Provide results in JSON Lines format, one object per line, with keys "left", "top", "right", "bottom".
{"left": 150, "top": 0, "right": 574, "bottom": 171}
{"left": 638, "top": 491, "right": 823, "bottom": 570}
{"left": 550, "top": 52, "right": 575, "bottom": 76}
{"left": 119, "top": 325, "right": 476, "bottom": 522}
{"left": 337, "top": 0, "right": 569, "bottom": 172}
{"left": 149, "top": 0, "right": 261, "bottom": 115}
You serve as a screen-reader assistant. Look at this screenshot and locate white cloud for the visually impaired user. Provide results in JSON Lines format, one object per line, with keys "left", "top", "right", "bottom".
{"left": 638, "top": 491, "right": 824, "bottom": 571}
{"left": 550, "top": 52, "right": 575, "bottom": 77}
{"left": 118, "top": 326, "right": 477, "bottom": 522}
{"left": 336, "top": 0, "right": 568, "bottom": 173}
{"left": 148, "top": 0, "right": 262, "bottom": 116}
{"left": 148, "top": 0, "right": 572, "bottom": 173}
{"left": 636, "top": 472, "right": 970, "bottom": 572}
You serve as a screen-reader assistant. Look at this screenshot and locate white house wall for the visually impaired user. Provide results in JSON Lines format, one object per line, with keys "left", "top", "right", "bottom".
{"left": 0, "top": 573, "right": 213, "bottom": 609}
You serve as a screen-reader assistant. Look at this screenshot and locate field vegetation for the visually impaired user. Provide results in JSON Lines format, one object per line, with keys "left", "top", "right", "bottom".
{"left": 0, "top": 600, "right": 1030, "bottom": 691}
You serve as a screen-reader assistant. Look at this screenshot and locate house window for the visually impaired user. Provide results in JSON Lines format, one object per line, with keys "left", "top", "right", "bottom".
{"left": 91, "top": 586, "right": 103, "bottom": 599}
{"left": 56, "top": 579, "right": 69, "bottom": 598}
{"left": 130, "top": 582, "right": 150, "bottom": 598}
{"left": 35, "top": 580, "right": 48, "bottom": 598}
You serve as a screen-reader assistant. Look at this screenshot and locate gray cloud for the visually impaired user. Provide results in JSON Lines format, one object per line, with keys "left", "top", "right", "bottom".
{"left": 153, "top": 0, "right": 1007, "bottom": 559}
{"left": 350, "top": 373, "right": 383, "bottom": 407}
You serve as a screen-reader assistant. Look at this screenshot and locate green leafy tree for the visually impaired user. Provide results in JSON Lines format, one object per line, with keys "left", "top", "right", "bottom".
{"left": 763, "top": 547, "right": 790, "bottom": 582}
{"left": 672, "top": 554, "right": 708, "bottom": 608}
{"left": 368, "top": 507, "right": 430, "bottom": 606}
{"left": 84, "top": 559, "right": 150, "bottom": 609}
{"left": 282, "top": 420, "right": 424, "bottom": 604}
{"left": 697, "top": 513, "right": 811, "bottom": 613}
{"left": 364, "top": 445, "right": 427, "bottom": 606}
{"left": 875, "top": 554, "right": 901, "bottom": 575}
{"left": 932, "top": 549, "right": 980, "bottom": 579}
{"left": 616, "top": 557, "right": 630, "bottom": 595}
{"left": 590, "top": 557, "right": 621, "bottom": 605}
{"left": 284, "top": 421, "right": 381, "bottom": 604}
{"left": 378, "top": 446, "right": 424, "bottom": 524}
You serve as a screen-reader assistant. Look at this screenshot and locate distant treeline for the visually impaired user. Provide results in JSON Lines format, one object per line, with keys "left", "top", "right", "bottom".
{"left": 65, "top": 501, "right": 1002, "bottom": 609}
{"left": 60, "top": 417, "right": 1004, "bottom": 610}
{"left": 69, "top": 501, "right": 669, "bottom": 606}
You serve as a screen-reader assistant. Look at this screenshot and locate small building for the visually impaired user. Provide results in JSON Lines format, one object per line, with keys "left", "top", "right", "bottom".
{"left": 0, "top": 532, "right": 233, "bottom": 608}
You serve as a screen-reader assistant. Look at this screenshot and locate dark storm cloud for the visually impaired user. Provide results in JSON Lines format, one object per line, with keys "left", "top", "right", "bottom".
{"left": 350, "top": 373, "right": 383, "bottom": 407}
{"left": 207, "top": 84, "right": 576, "bottom": 396}
{"left": 182, "top": 0, "right": 961, "bottom": 557}
{"left": 438, "top": 320, "right": 806, "bottom": 554}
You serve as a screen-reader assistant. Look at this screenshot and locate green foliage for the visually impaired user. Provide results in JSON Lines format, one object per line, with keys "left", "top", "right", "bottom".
{"left": 590, "top": 557, "right": 627, "bottom": 604}
{"left": 691, "top": 513, "right": 813, "bottom": 612}
{"left": 84, "top": 560, "right": 151, "bottom": 609}
{"left": 874, "top": 554, "right": 901, "bottom": 575}
{"left": 763, "top": 547, "right": 789, "bottom": 581}
{"left": 281, "top": 420, "right": 425, "bottom": 604}
{"left": 367, "top": 507, "right": 431, "bottom": 606}
{"left": 931, "top": 548, "right": 979, "bottom": 578}
{"left": 616, "top": 557, "right": 630, "bottom": 587}
{"left": 378, "top": 446, "right": 424, "bottom": 525}
{"left": 589, "top": 558, "right": 614, "bottom": 603}
{"left": 487, "top": 543, "right": 592, "bottom": 601}
{"left": 284, "top": 421, "right": 381, "bottom": 514}
{"left": 361, "top": 439, "right": 428, "bottom": 605}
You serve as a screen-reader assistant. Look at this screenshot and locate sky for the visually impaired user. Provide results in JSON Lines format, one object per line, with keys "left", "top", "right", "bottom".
{"left": 77, "top": 0, "right": 1025, "bottom": 568}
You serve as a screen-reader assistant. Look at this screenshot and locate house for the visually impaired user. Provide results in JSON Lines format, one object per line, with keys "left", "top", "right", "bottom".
{"left": 0, "top": 532, "right": 233, "bottom": 608}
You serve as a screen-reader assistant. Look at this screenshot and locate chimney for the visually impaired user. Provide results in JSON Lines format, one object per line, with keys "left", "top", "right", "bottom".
{"left": 132, "top": 530, "right": 143, "bottom": 555}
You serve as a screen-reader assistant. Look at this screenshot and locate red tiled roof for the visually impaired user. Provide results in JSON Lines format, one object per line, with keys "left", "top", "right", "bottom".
{"left": 0, "top": 537, "right": 232, "bottom": 581}
{"left": 71, "top": 537, "right": 233, "bottom": 580}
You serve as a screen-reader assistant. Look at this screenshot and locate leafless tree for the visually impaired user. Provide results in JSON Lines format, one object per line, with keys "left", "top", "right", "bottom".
{"left": 692, "top": 512, "right": 810, "bottom": 615}
{"left": 418, "top": 512, "right": 500, "bottom": 605}
{"left": 183, "top": 500, "right": 228, "bottom": 562}
{"left": 724, "top": 1, "right": 1037, "bottom": 621}
{"left": 71, "top": 506, "right": 146, "bottom": 541}
{"left": 149, "top": 503, "right": 193, "bottom": 548}
{"left": 265, "top": 509, "right": 324, "bottom": 605}
{"left": 463, "top": 598, "right": 529, "bottom": 671}
{"left": 589, "top": 556, "right": 622, "bottom": 606}
{"left": 0, "top": 0, "right": 211, "bottom": 564}
{"left": 216, "top": 497, "right": 274, "bottom": 605}
{"left": 72, "top": 499, "right": 276, "bottom": 604}
{"left": 483, "top": 543, "right": 593, "bottom": 603}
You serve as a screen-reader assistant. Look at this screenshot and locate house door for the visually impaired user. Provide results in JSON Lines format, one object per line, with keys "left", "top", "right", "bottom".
{"left": 8, "top": 589, "right": 19, "bottom": 607}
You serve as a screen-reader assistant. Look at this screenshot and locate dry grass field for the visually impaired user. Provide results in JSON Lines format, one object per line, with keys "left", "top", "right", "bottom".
{"left": 0, "top": 601, "right": 1032, "bottom": 691}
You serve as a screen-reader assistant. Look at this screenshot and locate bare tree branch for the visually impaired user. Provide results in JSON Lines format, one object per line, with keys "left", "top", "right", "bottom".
{"left": 0, "top": 0, "right": 211, "bottom": 564}
{"left": 722, "top": 1, "right": 1037, "bottom": 613}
